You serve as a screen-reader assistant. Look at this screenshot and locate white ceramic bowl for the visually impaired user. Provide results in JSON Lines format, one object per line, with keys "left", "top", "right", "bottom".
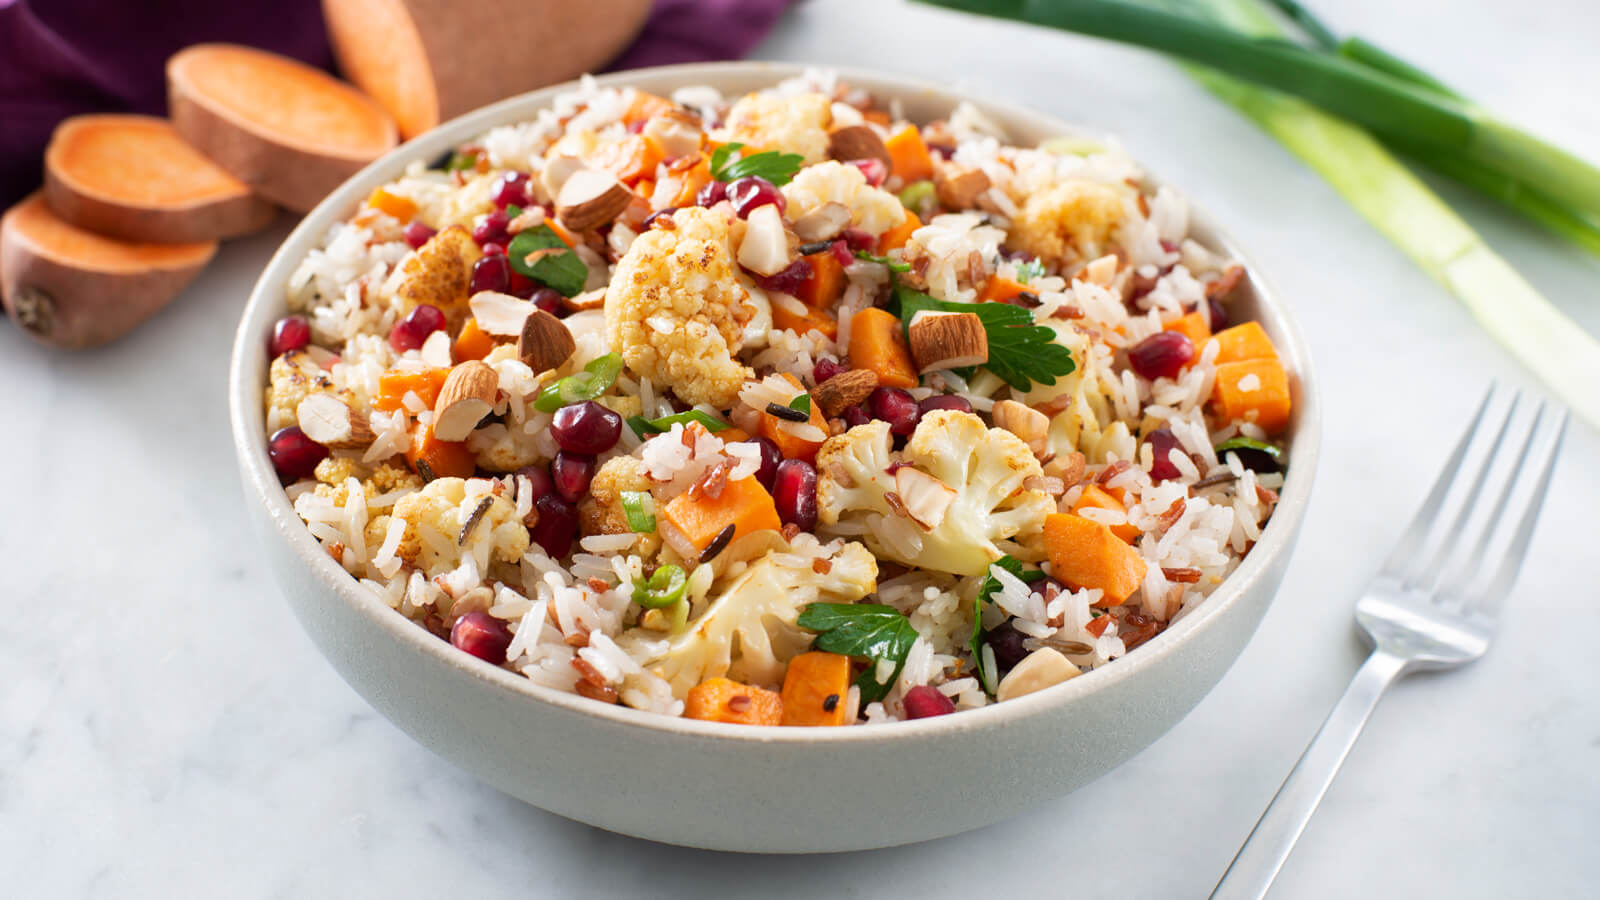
{"left": 230, "top": 62, "right": 1320, "bottom": 853}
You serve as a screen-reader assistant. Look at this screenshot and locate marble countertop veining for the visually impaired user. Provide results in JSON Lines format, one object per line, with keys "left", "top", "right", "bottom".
{"left": 3, "top": 1, "right": 1597, "bottom": 896}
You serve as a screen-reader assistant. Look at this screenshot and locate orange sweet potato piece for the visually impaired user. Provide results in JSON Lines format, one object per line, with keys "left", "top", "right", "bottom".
{"left": 685, "top": 677, "right": 784, "bottom": 726}
{"left": 716, "top": 427, "right": 751, "bottom": 444}
{"left": 1211, "top": 359, "right": 1292, "bottom": 435}
{"left": 367, "top": 186, "right": 417, "bottom": 222}
{"left": 848, "top": 307, "right": 919, "bottom": 389}
{"left": 661, "top": 476, "right": 781, "bottom": 552}
{"left": 875, "top": 209, "right": 921, "bottom": 254}
{"left": 592, "top": 134, "right": 665, "bottom": 186}
{"left": 1163, "top": 310, "right": 1211, "bottom": 351}
{"left": 405, "top": 422, "right": 476, "bottom": 479}
{"left": 452, "top": 317, "right": 497, "bottom": 362}
{"left": 780, "top": 651, "right": 852, "bottom": 726}
{"left": 167, "top": 44, "right": 399, "bottom": 212}
{"left": 757, "top": 373, "right": 830, "bottom": 462}
{"left": 1071, "top": 484, "right": 1140, "bottom": 543}
{"left": 1043, "top": 513, "right": 1148, "bottom": 606}
{"left": 374, "top": 367, "right": 451, "bottom": 412}
{"left": 624, "top": 90, "right": 676, "bottom": 124}
{"left": 667, "top": 156, "right": 713, "bottom": 207}
{"left": 977, "top": 275, "right": 1029, "bottom": 305}
{"left": 795, "top": 248, "right": 846, "bottom": 308}
{"left": 772, "top": 301, "right": 837, "bottom": 341}
{"left": 1212, "top": 321, "right": 1279, "bottom": 364}
{"left": 43, "top": 114, "right": 274, "bottom": 243}
{"left": 885, "top": 124, "right": 934, "bottom": 182}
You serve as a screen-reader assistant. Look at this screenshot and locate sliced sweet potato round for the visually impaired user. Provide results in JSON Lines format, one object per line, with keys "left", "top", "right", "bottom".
{"left": 44, "top": 114, "right": 276, "bottom": 243}
{"left": 167, "top": 44, "right": 399, "bottom": 213}
{"left": 1, "top": 194, "right": 216, "bottom": 349}
{"left": 323, "top": 0, "right": 653, "bottom": 139}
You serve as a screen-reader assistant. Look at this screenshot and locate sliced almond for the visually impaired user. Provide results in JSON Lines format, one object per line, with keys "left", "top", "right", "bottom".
{"left": 1044, "top": 450, "right": 1088, "bottom": 485}
{"left": 540, "top": 155, "right": 585, "bottom": 201}
{"left": 792, "top": 201, "right": 851, "bottom": 242}
{"left": 893, "top": 466, "right": 957, "bottom": 530}
{"left": 934, "top": 163, "right": 992, "bottom": 210}
{"left": 468, "top": 290, "right": 534, "bottom": 336}
{"left": 562, "top": 287, "right": 606, "bottom": 313}
{"left": 1083, "top": 254, "right": 1118, "bottom": 287}
{"left": 995, "top": 647, "right": 1079, "bottom": 702}
{"left": 827, "top": 124, "right": 891, "bottom": 167}
{"left": 518, "top": 309, "right": 576, "bottom": 373}
{"left": 296, "top": 393, "right": 374, "bottom": 449}
{"left": 556, "top": 169, "right": 632, "bottom": 231}
{"left": 737, "top": 203, "right": 791, "bottom": 277}
{"left": 993, "top": 399, "right": 1050, "bottom": 459}
{"left": 812, "top": 369, "right": 878, "bottom": 418}
{"left": 641, "top": 108, "right": 704, "bottom": 159}
{"left": 433, "top": 360, "right": 499, "bottom": 441}
{"left": 908, "top": 311, "right": 988, "bottom": 373}
{"left": 508, "top": 205, "right": 546, "bottom": 234}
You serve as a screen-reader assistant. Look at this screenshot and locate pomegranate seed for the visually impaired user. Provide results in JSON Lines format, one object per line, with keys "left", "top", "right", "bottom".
{"left": 829, "top": 239, "right": 854, "bottom": 268}
{"left": 772, "top": 459, "right": 818, "bottom": 531}
{"left": 1208, "top": 296, "right": 1230, "bottom": 331}
{"left": 388, "top": 304, "right": 445, "bottom": 352}
{"left": 755, "top": 258, "right": 813, "bottom": 295}
{"left": 726, "top": 176, "right": 785, "bottom": 219}
{"left": 513, "top": 465, "right": 555, "bottom": 502}
{"left": 917, "top": 394, "right": 972, "bottom": 416}
{"left": 811, "top": 357, "right": 846, "bottom": 384}
{"left": 402, "top": 221, "right": 436, "bottom": 249}
{"left": 269, "top": 315, "right": 310, "bottom": 356}
{"left": 551, "top": 401, "right": 623, "bottom": 455}
{"left": 902, "top": 684, "right": 956, "bottom": 719}
{"left": 491, "top": 171, "right": 530, "bottom": 209}
{"left": 927, "top": 142, "right": 956, "bottom": 160}
{"left": 481, "top": 242, "right": 507, "bottom": 258}
{"left": 868, "top": 387, "right": 920, "bottom": 437}
{"left": 451, "top": 611, "right": 512, "bottom": 663}
{"left": 1147, "top": 428, "right": 1184, "bottom": 483}
{"left": 470, "top": 255, "right": 511, "bottom": 295}
{"left": 530, "top": 494, "right": 578, "bottom": 557}
{"left": 840, "top": 229, "right": 875, "bottom": 252}
{"left": 695, "top": 180, "right": 727, "bottom": 208}
{"left": 985, "top": 621, "right": 1029, "bottom": 672}
{"left": 529, "top": 287, "right": 564, "bottom": 317}
{"left": 473, "top": 209, "right": 510, "bottom": 245}
{"left": 1128, "top": 331, "right": 1195, "bottom": 381}
{"left": 268, "top": 426, "right": 327, "bottom": 481}
{"left": 509, "top": 271, "right": 536, "bottom": 298}
{"left": 843, "top": 405, "right": 872, "bottom": 429}
{"left": 744, "top": 437, "right": 782, "bottom": 491}
{"left": 552, "top": 452, "right": 595, "bottom": 503}
{"left": 849, "top": 157, "right": 888, "bottom": 186}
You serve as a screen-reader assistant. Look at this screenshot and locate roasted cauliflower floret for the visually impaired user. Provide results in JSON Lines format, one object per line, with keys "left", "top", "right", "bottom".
{"left": 603, "top": 207, "right": 754, "bottom": 408}
{"left": 311, "top": 460, "right": 423, "bottom": 506}
{"left": 781, "top": 160, "right": 906, "bottom": 237}
{"left": 1007, "top": 180, "right": 1129, "bottom": 267}
{"left": 718, "top": 91, "right": 833, "bottom": 164}
{"left": 265, "top": 349, "right": 341, "bottom": 432}
{"left": 381, "top": 224, "right": 481, "bottom": 326}
{"left": 390, "top": 477, "right": 529, "bottom": 574}
{"left": 816, "top": 412, "right": 1053, "bottom": 576}
{"left": 650, "top": 538, "right": 878, "bottom": 697}
{"left": 579, "top": 455, "right": 661, "bottom": 557}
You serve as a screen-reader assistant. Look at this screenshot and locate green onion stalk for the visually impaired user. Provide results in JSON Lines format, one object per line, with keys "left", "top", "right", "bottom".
{"left": 916, "top": 0, "right": 1600, "bottom": 426}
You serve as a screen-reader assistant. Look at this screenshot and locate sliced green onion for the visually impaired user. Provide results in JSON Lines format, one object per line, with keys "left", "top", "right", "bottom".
{"left": 443, "top": 149, "right": 478, "bottom": 172}
{"left": 620, "top": 491, "right": 657, "bottom": 533}
{"left": 898, "top": 179, "right": 936, "bottom": 212}
{"left": 1038, "top": 135, "right": 1107, "bottom": 156}
{"left": 533, "top": 353, "right": 623, "bottom": 413}
{"left": 854, "top": 250, "right": 911, "bottom": 272}
{"left": 1213, "top": 436, "right": 1283, "bottom": 459}
{"left": 633, "top": 565, "right": 688, "bottom": 609}
{"left": 627, "top": 409, "right": 730, "bottom": 437}
{"left": 1014, "top": 258, "right": 1046, "bottom": 283}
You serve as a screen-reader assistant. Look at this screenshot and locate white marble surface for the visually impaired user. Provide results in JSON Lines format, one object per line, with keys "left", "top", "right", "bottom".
{"left": 4, "top": 1, "right": 1598, "bottom": 896}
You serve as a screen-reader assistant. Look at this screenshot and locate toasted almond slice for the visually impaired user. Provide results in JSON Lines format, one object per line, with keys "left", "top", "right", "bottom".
{"left": 641, "top": 108, "right": 703, "bottom": 159}
{"left": 296, "top": 393, "right": 374, "bottom": 449}
{"left": 993, "top": 399, "right": 1050, "bottom": 459}
{"left": 508, "top": 205, "right": 546, "bottom": 234}
{"left": 433, "top": 360, "right": 498, "bottom": 441}
{"left": 1083, "top": 254, "right": 1119, "bottom": 287}
{"left": 792, "top": 201, "right": 851, "bottom": 242}
{"left": 562, "top": 287, "right": 606, "bottom": 313}
{"left": 934, "top": 163, "right": 992, "bottom": 210}
{"left": 468, "top": 290, "right": 533, "bottom": 336}
{"left": 908, "top": 310, "right": 987, "bottom": 373}
{"left": 737, "top": 203, "right": 791, "bottom": 276}
{"left": 995, "top": 647, "right": 1079, "bottom": 702}
{"left": 894, "top": 467, "right": 957, "bottom": 530}
{"left": 540, "top": 155, "right": 584, "bottom": 202}
{"left": 827, "top": 124, "right": 891, "bottom": 167}
{"left": 557, "top": 169, "right": 632, "bottom": 231}
{"left": 812, "top": 369, "right": 878, "bottom": 418}
{"left": 518, "top": 309, "right": 576, "bottom": 373}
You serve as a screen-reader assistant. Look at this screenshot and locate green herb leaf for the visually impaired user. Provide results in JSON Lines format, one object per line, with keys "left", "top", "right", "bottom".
{"left": 853, "top": 250, "right": 912, "bottom": 273}
{"left": 798, "top": 602, "right": 920, "bottom": 704}
{"left": 626, "top": 409, "right": 731, "bottom": 438}
{"left": 443, "top": 149, "right": 479, "bottom": 172}
{"left": 709, "top": 141, "right": 805, "bottom": 186}
{"left": 633, "top": 564, "right": 687, "bottom": 609}
{"left": 1014, "top": 258, "right": 1047, "bottom": 283}
{"left": 788, "top": 393, "right": 812, "bottom": 416}
{"left": 889, "top": 283, "right": 1076, "bottom": 391}
{"left": 533, "top": 353, "right": 623, "bottom": 412}
{"left": 970, "top": 557, "right": 1046, "bottom": 696}
{"left": 620, "top": 491, "right": 657, "bottom": 533}
{"left": 505, "top": 204, "right": 524, "bottom": 220}
{"left": 507, "top": 224, "right": 588, "bottom": 297}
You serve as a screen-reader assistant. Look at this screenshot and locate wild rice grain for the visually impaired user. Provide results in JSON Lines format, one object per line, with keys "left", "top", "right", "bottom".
{"left": 699, "top": 523, "right": 736, "bottom": 563}
{"left": 458, "top": 496, "right": 494, "bottom": 545}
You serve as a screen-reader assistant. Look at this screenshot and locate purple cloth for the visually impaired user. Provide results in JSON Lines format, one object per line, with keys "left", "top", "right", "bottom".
{"left": 0, "top": 0, "right": 793, "bottom": 211}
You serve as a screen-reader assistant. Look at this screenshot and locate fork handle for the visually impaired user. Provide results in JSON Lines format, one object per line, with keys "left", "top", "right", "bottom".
{"left": 1210, "top": 650, "right": 1408, "bottom": 900}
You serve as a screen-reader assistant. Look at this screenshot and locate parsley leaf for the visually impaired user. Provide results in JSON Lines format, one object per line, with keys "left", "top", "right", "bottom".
{"left": 626, "top": 409, "right": 730, "bottom": 437}
{"left": 1014, "top": 258, "right": 1046, "bottom": 283}
{"left": 888, "top": 282, "right": 1076, "bottom": 391}
{"left": 798, "top": 603, "right": 919, "bottom": 704}
{"left": 788, "top": 393, "right": 811, "bottom": 416}
{"left": 853, "top": 249, "right": 912, "bottom": 273}
{"left": 969, "top": 557, "right": 1046, "bottom": 696}
{"left": 709, "top": 141, "right": 805, "bottom": 186}
{"left": 507, "top": 224, "right": 587, "bottom": 297}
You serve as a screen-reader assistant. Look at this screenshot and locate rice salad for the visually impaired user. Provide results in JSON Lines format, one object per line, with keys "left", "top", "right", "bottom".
{"left": 262, "top": 71, "right": 1293, "bottom": 727}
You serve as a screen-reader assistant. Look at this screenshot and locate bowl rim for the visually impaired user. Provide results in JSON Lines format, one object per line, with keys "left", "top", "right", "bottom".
{"left": 229, "top": 59, "right": 1321, "bottom": 745}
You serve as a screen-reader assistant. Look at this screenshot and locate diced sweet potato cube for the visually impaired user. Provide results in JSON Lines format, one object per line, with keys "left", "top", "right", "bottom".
{"left": 875, "top": 209, "right": 920, "bottom": 254}
{"left": 1212, "top": 321, "right": 1278, "bottom": 364}
{"left": 1043, "top": 513, "right": 1148, "bottom": 605}
{"left": 1211, "top": 358, "right": 1292, "bottom": 435}
{"left": 772, "top": 301, "right": 837, "bottom": 341}
{"left": 1071, "top": 484, "right": 1139, "bottom": 543}
{"left": 757, "top": 373, "right": 829, "bottom": 462}
{"left": 374, "top": 367, "right": 451, "bottom": 412}
{"left": 660, "top": 476, "right": 781, "bottom": 552}
{"left": 780, "top": 651, "right": 852, "bottom": 726}
{"left": 405, "top": 422, "right": 476, "bottom": 479}
{"left": 452, "top": 316, "right": 497, "bottom": 362}
{"left": 885, "top": 124, "right": 934, "bottom": 182}
{"left": 795, "top": 248, "right": 846, "bottom": 308}
{"left": 848, "top": 307, "right": 918, "bottom": 389}
{"left": 685, "top": 677, "right": 784, "bottom": 726}
{"left": 1163, "top": 310, "right": 1211, "bottom": 351}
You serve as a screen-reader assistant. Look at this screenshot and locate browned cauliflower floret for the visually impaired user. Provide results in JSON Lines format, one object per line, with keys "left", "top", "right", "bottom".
{"left": 604, "top": 207, "right": 754, "bottom": 408}
{"left": 382, "top": 224, "right": 481, "bottom": 327}
{"left": 1007, "top": 180, "right": 1129, "bottom": 267}
{"left": 578, "top": 455, "right": 662, "bottom": 557}
{"left": 313, "top": 460, "right": 424, "bottom": 510}
{"left": 266, "top": 350, "right": 341, "bottom": 432}
{"left": 718, "top": 91, "right": 833, "bottom": 164}
{"left": 391, "top": 477, "right": 529, "bottom": 574}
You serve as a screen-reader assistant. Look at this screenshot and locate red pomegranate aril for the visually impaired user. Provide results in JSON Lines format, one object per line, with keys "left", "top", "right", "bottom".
{"left": 551, "top": 401, "right": 623, "bottom": 455}
{"left": 529, "top": 287, "right": 564, "bottom": 317}
{"left": 552, "top": 452, "right": 595, "bottom": 503}
{"left": 469, "top": 255, "right": 511, "bottom": 295}
{"left": 268, "top": 426, "right": 328, "bottom": 481}
{"left": 481, "top": 242, "right": 507, "bottom": 258}
{"left": 530, "top": 493, "right": 578, "bottom": 557}
{"left": 1128, "top": 330, "right": 1195, "bottom": 381}
{"left": 811, "top": 357, "right": 846, "bottom": 384}
{"left": 772, "top": 459, "right": 818, "bottom": 531}
{"left": 927, "top": 142, "right": 956, "bottom": 160}
{"left": 402, "top": 221, "right": 437, "bottom": 249}
{"left": 843, "top": 404, "right": 872, "bottom": 429}
{"left": 869, "top": 386, "right": 920, "bottom": 437}
{"left": 491, "top": 171, "right": 530, "bottom": 209}
{"left": 269, "top": 315, "right": 310, "bottom": 356}
{"left": 747, "top": 437, "right": 782, "bottom": 491}
{"left": 849, "top": 157, "right": 887, "bottom": 186}
{"left": 726, "top": 176, "right": 785, "bottom": 219}
{"left": 1208, "top": 296, "right": 1230, "bottom": 331}
{"left": 513, "top": 465, "right": 555, "bottom": 502}
{"left": 388, "top": 304, "right": 446, "bottom": 352}
{"left": 829, "top": 239, "right": 855, "bottom": 268}
{"left": 473, "top": 209, "right": 510, "bottom": 245}
{"left": 695, "top": 180, "right": 727, "bottom": 208}
{"left": 903, "top": 684, "right": 956, "bottom": 719}
{"left": 1148, "top": 428, "right": 1185, "bottom": 483}
{"left": 755, "top": 258, "right": 813, "bottom": 295}
{"left": 451, "top": 611, "right": 512, "bottom": 664}
{"left": 917, "top": 394, "right": 973, "bottom": 416}
{"left": 508, "top": 271, "right": 537, "bottom": 298}
{"left": 840, "top": 228, "right": 875, "bottom": 252}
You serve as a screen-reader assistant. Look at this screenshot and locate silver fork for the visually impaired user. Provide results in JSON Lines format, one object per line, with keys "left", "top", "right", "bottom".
{"left": 1210, "top": 387, "right": 1568, "bottom": 900}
